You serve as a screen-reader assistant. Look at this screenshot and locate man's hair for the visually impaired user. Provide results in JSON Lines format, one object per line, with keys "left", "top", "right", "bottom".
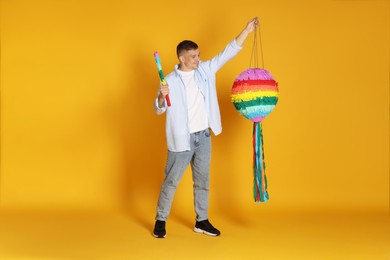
{"left": 176, "top": 40, "right": 198, "bottom": 58}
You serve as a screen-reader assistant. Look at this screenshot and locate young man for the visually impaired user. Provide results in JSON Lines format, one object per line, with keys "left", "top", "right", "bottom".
{"left": 153, "top": 17, "right": 259, "bottom": 238}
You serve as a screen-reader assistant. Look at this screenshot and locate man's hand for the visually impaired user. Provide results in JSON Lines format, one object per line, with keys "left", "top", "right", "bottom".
{"left": 245, "top": 17, "right": 259, "bottom": 34}
{"left": 158, "top": 84, "right": 169, "bottom": 108}
{"left": 235, "top": 17, "right": 259, "bottom": 47}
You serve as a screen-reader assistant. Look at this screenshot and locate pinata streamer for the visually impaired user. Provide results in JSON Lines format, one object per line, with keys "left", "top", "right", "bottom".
{"left": 231, "top": 24, "right": 279, "bottom": 203}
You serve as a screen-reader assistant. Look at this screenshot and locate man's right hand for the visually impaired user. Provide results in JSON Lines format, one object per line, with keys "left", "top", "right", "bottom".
{"left": 158, "top": 84, "right": 169, "bottom": 108}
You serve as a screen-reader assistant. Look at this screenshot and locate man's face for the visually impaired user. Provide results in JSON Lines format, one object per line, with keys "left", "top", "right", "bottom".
{"left": 179, "top": 48, "right": 200, "bottom": 71}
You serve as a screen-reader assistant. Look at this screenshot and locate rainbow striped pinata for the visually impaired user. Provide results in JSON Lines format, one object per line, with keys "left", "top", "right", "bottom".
{"left": 231, "top": 68, "right": 279, "bottom": 203}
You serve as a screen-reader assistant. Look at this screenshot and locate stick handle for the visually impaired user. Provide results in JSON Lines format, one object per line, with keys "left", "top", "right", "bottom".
{"left": 165, "top": 94, "right": 171, "bottom": 106}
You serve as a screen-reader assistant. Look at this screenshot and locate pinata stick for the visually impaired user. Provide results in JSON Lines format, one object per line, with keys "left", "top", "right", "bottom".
{"left": 153, "top": 52, "right": 171, "bottom": 107}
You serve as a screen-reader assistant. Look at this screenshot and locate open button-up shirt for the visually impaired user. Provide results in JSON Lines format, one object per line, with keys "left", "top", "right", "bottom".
{"left": 154, "top": 40, "right": 242, "bottom": 152}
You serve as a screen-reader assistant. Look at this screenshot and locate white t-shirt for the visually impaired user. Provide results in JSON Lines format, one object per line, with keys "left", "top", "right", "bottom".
{"left": 177, "top": 69, "right": 209, "bottom": 133}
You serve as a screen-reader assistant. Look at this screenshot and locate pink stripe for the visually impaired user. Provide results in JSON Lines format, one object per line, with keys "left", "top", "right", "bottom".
{"left": 236, "top": 68, "right": 275, "bottom": 81}
{"left": 252, "top": 116, "right": 266, "bottom": 123}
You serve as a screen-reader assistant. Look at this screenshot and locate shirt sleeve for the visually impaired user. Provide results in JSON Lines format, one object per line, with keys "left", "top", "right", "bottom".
{"left": 153, "top": 97, "right": 167, "bottom": 115}
{"left": 207, "top": 39, "right": 243, "bottom": 73}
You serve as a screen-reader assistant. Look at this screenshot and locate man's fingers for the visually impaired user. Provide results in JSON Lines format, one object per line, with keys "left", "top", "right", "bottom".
{"left": 160, "top": 85, "right": 169, "bottom": 96}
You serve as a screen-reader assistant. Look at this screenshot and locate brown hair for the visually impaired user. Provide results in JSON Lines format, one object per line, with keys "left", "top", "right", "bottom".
{"left": 176, "top": 40, "right": 198, "bottom": 58}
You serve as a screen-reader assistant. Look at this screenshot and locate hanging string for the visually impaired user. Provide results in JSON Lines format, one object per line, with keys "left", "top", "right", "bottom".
{"left": 249, "top": 28, "right": 258, "bottom": 68}
{"left": 258, "top": 23, "right": 265, "bottom": 69}
{"left": 249, "top": 22, "right": 265, "bottom": 69}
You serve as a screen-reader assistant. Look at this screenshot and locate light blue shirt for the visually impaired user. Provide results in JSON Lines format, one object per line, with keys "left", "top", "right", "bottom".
{"left": 154, "top": 39, "right": 243, "bottom": 152}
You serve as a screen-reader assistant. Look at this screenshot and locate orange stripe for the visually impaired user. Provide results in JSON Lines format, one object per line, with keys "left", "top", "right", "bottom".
{"left": 232, "top": 83, "right": 279, "bottom": 94}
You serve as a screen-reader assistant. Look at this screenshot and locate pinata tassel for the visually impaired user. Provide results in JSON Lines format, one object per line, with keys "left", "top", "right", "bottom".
{"left": 253, "top": 122, "right": 269, "bottom": 203}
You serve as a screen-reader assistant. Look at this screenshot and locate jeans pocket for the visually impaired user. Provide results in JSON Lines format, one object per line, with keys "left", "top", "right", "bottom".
{"left": 204, "top": 128, "right": 210, "bottom": 137}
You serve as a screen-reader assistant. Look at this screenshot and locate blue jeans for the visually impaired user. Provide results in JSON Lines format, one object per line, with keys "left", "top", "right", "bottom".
{"left": 156, "top": 128, "right": 211, "bottom": 222}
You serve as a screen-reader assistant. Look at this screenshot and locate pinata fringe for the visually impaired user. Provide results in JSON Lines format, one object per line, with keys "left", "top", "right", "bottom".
{"left": 253, "top": 122, "right": 269, "bottom": 203}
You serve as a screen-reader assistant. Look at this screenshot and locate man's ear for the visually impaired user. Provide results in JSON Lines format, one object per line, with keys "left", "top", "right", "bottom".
{"left": 179, "top": 55, "right": 185, "bottom": 63}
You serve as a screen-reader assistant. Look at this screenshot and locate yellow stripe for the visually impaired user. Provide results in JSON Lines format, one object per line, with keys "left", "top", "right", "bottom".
{"left": 231, "top": 91, "right": 279, "bottom": 102}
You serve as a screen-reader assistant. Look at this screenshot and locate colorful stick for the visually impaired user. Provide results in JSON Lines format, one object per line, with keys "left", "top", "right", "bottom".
{"left": 153, "top": 52, "right": 171, "bottom": 107}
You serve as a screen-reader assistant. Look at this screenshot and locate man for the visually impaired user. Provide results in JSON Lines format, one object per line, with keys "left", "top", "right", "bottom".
{"left": 153, "top": 17, "right": 259, "bottom": 238}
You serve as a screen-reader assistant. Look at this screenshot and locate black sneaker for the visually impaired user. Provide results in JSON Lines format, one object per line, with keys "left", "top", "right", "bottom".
{"left": 153, "top": 220, "right": 166, "bottom": 238}
{"left": 194, "top": 219, "right": 221, "bottom": 236}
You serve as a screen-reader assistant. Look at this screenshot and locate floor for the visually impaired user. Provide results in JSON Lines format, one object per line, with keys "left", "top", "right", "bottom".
{"left": 0, "top": 208, "right": 388, "bottom": 260}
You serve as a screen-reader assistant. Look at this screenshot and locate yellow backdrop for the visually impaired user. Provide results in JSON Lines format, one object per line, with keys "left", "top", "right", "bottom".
{"left": 0, "top": 0, "right": 388, "bottom": 218}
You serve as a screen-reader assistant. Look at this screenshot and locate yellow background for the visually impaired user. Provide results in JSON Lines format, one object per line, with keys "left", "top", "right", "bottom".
{"left": 0, "top": 0, "right": 389, "bottom": 259}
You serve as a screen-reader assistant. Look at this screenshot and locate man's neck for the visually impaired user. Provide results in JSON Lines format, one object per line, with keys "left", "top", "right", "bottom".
{"left": 178, "top": 64, "right": 193, "bottom": 72}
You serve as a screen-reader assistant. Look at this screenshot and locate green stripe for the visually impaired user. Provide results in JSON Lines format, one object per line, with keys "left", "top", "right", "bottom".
{"left": 233, "top": 96, "right": 278, "bottom": 111}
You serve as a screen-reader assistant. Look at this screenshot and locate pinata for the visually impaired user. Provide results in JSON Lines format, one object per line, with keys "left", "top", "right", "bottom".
{"left": 231, "top": 25, "right": 279, "bottom": 203}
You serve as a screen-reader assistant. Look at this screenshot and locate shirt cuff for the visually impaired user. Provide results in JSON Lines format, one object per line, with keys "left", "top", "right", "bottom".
{"left": 153, "top": 98, "right": 167, "bottom": 114}
{"left": 231, "top": 39, "right": 243, "bottom": 50}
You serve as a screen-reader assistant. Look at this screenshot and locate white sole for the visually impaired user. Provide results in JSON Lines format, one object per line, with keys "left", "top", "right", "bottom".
{"left": 153, "top": 233, "right": 166, "bottom": 238}
{"left": 194, "top": 227, "right": 218, "bottom": 236}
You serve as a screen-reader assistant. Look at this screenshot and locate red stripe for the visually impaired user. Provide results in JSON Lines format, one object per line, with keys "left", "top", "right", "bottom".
{"left": 233, "top": 79, "right": 277, "bottom": 87}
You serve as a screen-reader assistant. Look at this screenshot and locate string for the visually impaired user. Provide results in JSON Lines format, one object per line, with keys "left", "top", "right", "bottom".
{"left": 249, "top": 22, "right": 265, "bottom": 69}
{"left": 258, "top": 23, "right": 265, "bottom": 69}
{"left": 249, "top": 28, "right": 257, "bottom": 68}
